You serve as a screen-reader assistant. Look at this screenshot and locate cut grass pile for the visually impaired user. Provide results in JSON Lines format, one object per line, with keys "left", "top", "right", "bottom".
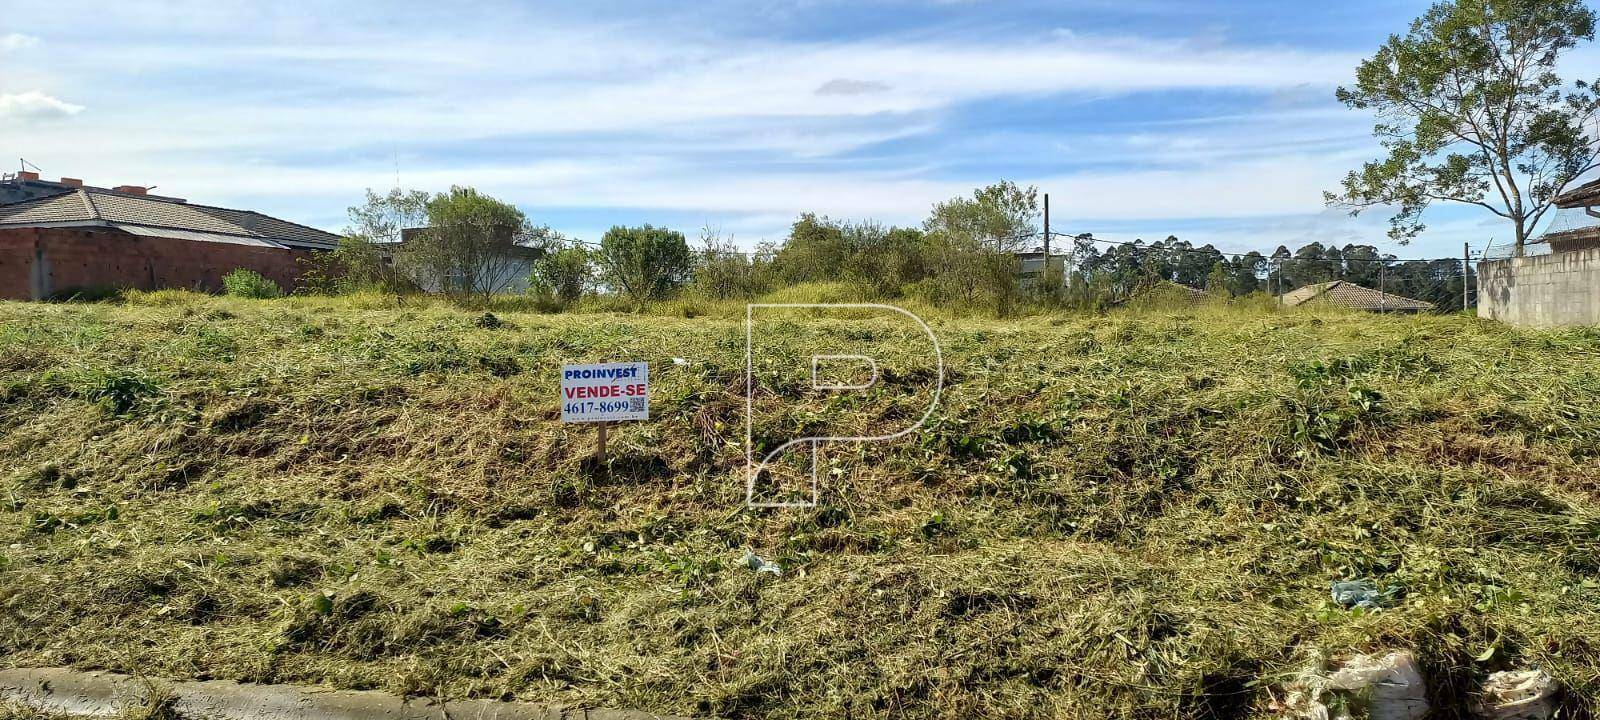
{"left": 2, "top": 292, "right": 1599, "bottom": 718}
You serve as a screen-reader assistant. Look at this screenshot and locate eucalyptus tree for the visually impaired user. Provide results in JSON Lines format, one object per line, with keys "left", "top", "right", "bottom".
{"left": 1328, "top": 0, "right": 1600, "bottom": 255}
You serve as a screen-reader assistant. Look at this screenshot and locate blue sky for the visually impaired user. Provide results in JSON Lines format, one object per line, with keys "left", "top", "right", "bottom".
{"left": 4, "top": 1, "right": 1594, "bottom": 259}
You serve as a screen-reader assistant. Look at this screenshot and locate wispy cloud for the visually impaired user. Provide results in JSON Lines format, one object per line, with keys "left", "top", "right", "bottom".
{"left": 0, "top": 0, "right": 1509, "bottom": 257}
{"left": 815, "top": 78, "right": 892, "bottom": 96}
{"left": 0, "top": 91, "right": 84, "bottom": 120}
{"left": 0, "top": 33, "right": 39, "bottom": 51}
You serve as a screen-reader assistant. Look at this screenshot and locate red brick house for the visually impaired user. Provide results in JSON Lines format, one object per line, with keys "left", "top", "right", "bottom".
{"left": 0, "top": 173, "right": 338, "bottom": 300}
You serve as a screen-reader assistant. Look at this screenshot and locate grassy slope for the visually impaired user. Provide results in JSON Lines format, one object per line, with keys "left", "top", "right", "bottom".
{"left": 1, "top": 293, "right": 1599, "bottom": 719}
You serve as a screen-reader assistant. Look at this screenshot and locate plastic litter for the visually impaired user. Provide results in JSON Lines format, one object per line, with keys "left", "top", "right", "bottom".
{"left": 740, "top": 550, "right": 781, "bottom": 576}
{"left": 1331, "top": 580, "right": 1399, "bottom": 610}
{"left": 1282, "top": 651, "right": 1428, "bottom": 720}
{"left": 1475, "top": 669, "right": 1558, "bottom": 720}
{"left": 672, "top": 357, "right": 690, "bottom": 366}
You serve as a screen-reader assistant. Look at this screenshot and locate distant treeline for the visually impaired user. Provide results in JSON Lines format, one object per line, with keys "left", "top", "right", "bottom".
{"left": 308, "top": 182, "right": 1472, "bottom": 315}
{"left": 1067, "top": 237, "right": 1473, "bottom": 312}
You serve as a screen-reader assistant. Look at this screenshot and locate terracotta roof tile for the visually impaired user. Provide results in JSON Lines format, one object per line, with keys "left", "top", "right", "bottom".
{"left": 1279, "top": 280, "right": 1433, "bottom": 311}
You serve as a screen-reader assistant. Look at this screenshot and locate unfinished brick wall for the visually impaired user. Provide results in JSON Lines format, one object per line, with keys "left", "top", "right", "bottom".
{"left": 0, "top": 227, "right": 320, "bottom": 300}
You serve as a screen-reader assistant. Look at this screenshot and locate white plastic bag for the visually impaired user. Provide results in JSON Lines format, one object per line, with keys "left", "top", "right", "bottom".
{"left": 1475, "top": 669, "right": 1558, "bottom": 720}
{"left": 1282, "top": 651, "right": 1428, "bottom": 720}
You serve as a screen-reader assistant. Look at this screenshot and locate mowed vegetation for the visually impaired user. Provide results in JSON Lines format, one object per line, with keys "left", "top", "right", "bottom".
{"left": 2, "top": 291, "right": 1600, "bottom": 719}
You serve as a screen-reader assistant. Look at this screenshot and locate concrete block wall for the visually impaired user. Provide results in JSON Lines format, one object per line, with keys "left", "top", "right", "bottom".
{"left": 1478, "top": 247, "right": 1600, "bottom": 327}
{"left": 0, "top": 227, "right": 316, "bottom": 300}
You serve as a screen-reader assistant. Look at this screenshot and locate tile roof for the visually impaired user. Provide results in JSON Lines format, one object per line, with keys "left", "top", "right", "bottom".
{"left": 0, "top": 191, "right": 93, "bottom": 225}
{"left": 1554, "top": 178, "right": 1600, "bottom": 209}
{"left": 1279, "top": 280, "right": 1434, "bottom": 312}
{"left": 0, "top": 188, "right": 339, "bottom": 250}
{"left": 1540, "top": 225, "right": 1600, "bottom": 252}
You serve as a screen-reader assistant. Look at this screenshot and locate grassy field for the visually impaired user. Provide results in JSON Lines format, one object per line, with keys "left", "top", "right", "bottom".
{"left": 2, "top": 291, "right": 1599, "bottom": 719}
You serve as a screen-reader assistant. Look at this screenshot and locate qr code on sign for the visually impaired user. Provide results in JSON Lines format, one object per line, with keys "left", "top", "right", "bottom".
{"left": 628, "top": 397, "right": 646, "bottom": 412}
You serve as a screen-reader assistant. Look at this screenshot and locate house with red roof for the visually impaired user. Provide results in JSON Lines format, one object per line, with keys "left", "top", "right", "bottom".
{"left": 0, "top": 172, "right": 338, "bottom": 300}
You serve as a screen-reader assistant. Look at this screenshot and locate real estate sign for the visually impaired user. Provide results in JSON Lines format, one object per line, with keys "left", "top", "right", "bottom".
{"left": 560, "top": 362, "right": 649, "bottom": 423}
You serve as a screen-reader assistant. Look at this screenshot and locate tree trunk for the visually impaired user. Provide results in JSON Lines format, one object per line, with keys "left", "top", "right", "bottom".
{"left": 1514, "top": 219, "right": 1527, "bottom": 258}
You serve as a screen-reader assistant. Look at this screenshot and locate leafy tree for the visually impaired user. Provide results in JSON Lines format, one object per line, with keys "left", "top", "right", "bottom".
{"left": 836, "top": 222, "right": 929, "bottom": 297}
{"left": 398, "top": 187, "right": 555, "bottom": 301}
{"left": 1339, "top": 244, "right": 1387, "bottom": 288}
{"left": 1205, "top": 262, "right": 1231, "bottom": 297}
{"left": 1155, "top": 237, "right": 1225, "bottom": 288}
{"left": 768, "top": 216, "right": 932, "bottom": 297}
{"left": 773, "top": 214, "right": 851, "bottom": 285}
{"left": 922, "top": 181, "right": 1040, "bottom": 315}
{"left": 1287, "top": 242, "right": 1337, "bottom": 287}
{"left": 691, "top": 226, "right": 772, "bottom": 300}
{"left": 346, "top": 187, "right": 430, "bottom": 244}
{"left": 1266, "top": 246, "right": 1293, "bottom": 296}
{"left": 300, "top": 187, "right": 433, "bottom": 294}
{"left": 1227, "top": 252, "right": 1265, "bottom": 296}
{"left": 1077, "top": 240, "right": 1160, "bottom": 305}
{"left": 597, "top": 224, "right": 692, "bottom": 309}
{"left": 1328, "top": 0, "right": 1600, "bottom": 255}
{"left": 299, "top": 235, "right": 418, "bottom": 295}
{"left": 530, "top": 243, "right": 594, "bottom": 305}
{"left": 924, "top": 180, "right": 1039, "bottom": 253}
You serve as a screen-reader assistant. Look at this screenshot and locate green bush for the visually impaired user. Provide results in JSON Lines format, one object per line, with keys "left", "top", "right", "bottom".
{"left": 529, "top": 244, "right": 594, "bottom": 305}
{"left": 221, "top": 269, "right": 283, "bottom": 299}
{"left": 596, "top": 224, "right": 692, "bottom": 310}
{"left": 298, "top": 236, "right": 418, "bottom": 296}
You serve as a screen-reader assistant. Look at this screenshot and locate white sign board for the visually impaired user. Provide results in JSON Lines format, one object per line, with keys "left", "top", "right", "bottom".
{"left": 561, "top": 362, "right": 649, "bottom": 423}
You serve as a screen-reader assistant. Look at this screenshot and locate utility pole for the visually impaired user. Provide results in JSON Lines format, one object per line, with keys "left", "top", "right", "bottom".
{"left": 1041, "top": 193, "right": 1053, "bottom": 284}
{"left": 1042, "top": 192, "right": 1050, "bottom": 256}
{"left": 1380, "top": 263, "right": 1386, "bottom": 312}
{"left": 1463, "top": 242, "right": 1471, "bottom": 311}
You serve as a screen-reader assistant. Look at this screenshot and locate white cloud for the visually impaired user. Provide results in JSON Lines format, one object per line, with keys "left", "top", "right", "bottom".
{"left": 0, "top": 91, "right": 84, "bottom": 119}
{"left": 1, "top": 21, "right": 1360, "bottom": 147}
{"left": 0, "top": 33, "right": 39, "bottom": 51}
{"left": 0, "top": 2, "right": 1409, "bottom": 250}
{"left": 815, "top": 78, "right": 892, "bottom": 96}
{"left": 103, "top": 150, "right": 1349, "bottom": 226}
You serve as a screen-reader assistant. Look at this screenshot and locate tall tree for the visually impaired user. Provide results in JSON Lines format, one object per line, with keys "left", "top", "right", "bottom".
{"left": 346, "top": 187, "right": 430, "bottom": 244}
{"left": 529, "top": 242, "right": 594, "bottom": 305}
{"left": 691, "top": 226, "right": 772, "bottom": 300}
{"left": 924, "top": 180, "right": 1040, "bottom": 253}
{"left": 596, "top": 224, "right": 692, "bottom": 310}
{"left": 774, "top": 214, "right": 851, "bottom": 284}
{"left": 400, "top": 187, "right": 554, "bottom": 300}
{"left": 1328, "top": 0, "right": 1600, "bottom": 255}
{"left": 1227, "top": 251, "right": 1266, "bottom": 296}
{"left": 322, "top": 187, "right": 433, "bottom": 293}
{"left": 922, "top": 181, "right": 1040, "bottom": 314}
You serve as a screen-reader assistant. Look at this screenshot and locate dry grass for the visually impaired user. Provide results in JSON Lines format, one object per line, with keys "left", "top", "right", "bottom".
{"left": 0, "top": 702, "right": 67, "bottom": 720}
{"left": 1, "top": 292, "right": 1598, "bottom": 719}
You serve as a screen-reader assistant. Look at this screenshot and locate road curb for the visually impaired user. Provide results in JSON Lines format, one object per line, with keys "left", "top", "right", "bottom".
{"left": 0, "top": 668, "right": 691, "bottom": 720}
